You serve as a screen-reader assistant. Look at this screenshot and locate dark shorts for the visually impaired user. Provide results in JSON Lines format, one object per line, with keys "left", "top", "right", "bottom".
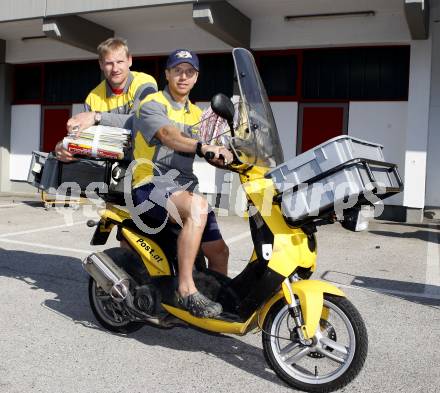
{"left": 132, "top": 183, "right": 222, "bottom": 243}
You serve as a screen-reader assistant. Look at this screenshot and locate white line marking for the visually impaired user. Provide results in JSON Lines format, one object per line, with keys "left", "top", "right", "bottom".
{"left": 0, "top": 238, "right": 92, "bottom": 255}
{"left": 227, "top": 270, "right": 440, "bottom": 300}
{"left": 225, "top": 231, "right": 251, "bottom": 245}
{"left": 425, "top": 225, "right": 440, "bottom": 295}
{"left": 335, "top": 281, "right": 440, "bottom": 300}
{"left": 0, "top": 220, "right": 89, "bottom": 239}
{"left": 0, "top": 202, "right": 24, "bottom": 208}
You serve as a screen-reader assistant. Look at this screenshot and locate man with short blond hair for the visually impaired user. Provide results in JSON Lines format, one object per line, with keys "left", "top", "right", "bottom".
{"left": 97, "top": 37, "right": 130, "bottom": 60}
{"left": 55, "top": 37, "right": 157, "bottom": 161}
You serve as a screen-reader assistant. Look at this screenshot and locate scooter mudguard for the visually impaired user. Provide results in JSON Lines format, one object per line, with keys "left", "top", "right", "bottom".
{"left": 258, "top": 280, "right": 345, "bottom": 339}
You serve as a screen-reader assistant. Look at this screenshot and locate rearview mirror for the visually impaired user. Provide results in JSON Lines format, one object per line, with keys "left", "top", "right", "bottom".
{"left": 210, "top": 93, "right": 235, "bottom": 125}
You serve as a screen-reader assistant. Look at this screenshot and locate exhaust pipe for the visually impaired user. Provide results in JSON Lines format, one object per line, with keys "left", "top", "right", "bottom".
{"left": 83, "top": 252, "right": 131, "bottom": 301}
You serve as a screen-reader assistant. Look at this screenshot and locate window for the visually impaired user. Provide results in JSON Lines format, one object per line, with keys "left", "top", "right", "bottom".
{"left": 131, "top": 58, "right": 158, "bottom": 77}
{"left": 349, "top": 47, "right": 410, "bottom": 100}
{"left": 44, "top": 61, "right": 101, "bottom": 104}
{"left": 190, "top": 54, "right": 234, "bottom": 102}
{"left": 257, "top": 52, "right": 298, "bottom": 99}
{"left": 302, "top": 46, "right": 410, "bottom": 100}
{"left": 13, "top": 65, "right": 42, "bottom": 102}
{"left": 157, "top": 56, "right": 169, "bottom": 91}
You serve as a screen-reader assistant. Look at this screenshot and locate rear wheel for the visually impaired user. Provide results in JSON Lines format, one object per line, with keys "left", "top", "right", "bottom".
{"left": 262, "top": 295, "right": 368, "bottom": 392}
{"left": 88, "top": 247, "right": 148, "bottom": 334}
{"left": 89, "top": 278, "right": 143, "bottom": 334}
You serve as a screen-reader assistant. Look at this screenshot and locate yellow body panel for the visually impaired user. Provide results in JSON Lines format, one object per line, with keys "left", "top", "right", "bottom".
{"left": 94, "top": 167, "right": 333, "bottom": 339}
{"left": 162, "top": 304, "right": 256, "bottom": 335}
{"left": 258, "top": 280, "right": 345, "bottom": 339}
{"left": 98, "top": 205, "right": 170, "bottom": 275}
{"left": 122, "top": 228, "right": 170, "bottom": 276}
{"left": 99, "top": 205, "right": 131, "bottom": 223}
{"left": 240, "top": 168, "right": 317, "bottom": 277}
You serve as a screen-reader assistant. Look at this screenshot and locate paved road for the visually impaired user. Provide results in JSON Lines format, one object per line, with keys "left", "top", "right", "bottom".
{"left": 0, "top": 196, "right": 439, "bottom": 393}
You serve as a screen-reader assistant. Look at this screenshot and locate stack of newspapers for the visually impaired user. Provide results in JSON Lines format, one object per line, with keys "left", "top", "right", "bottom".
{"left": 62, "top": 125, "right": 131, "bottom": 160}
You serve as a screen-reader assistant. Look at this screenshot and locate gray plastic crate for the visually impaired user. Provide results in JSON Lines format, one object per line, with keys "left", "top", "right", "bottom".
{"left": 27, "top": 151, "right": 129, "bottom": 204}
{"left": 280, "top": 163, "right": 373, "bottom": 222}
{"left": 266, "top": 136, "right": 402, "bottom": 225}
{"left": 27, "top": 151, "right": 49, "bottom": 188}
{"left": 266, "top": 136, "right": 386, "bottom": 192}
{"left": 280, "top": 160, "right": 401, "bottom": 224}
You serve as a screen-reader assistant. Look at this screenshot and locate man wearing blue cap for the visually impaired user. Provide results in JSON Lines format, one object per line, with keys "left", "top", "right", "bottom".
{"left": 131, "top": 49, "right": 233, "bottom": 318}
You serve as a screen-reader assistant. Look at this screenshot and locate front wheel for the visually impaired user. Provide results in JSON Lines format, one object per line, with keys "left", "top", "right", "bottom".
{"left": 262, "top": 295, "right": 368, "bottom": 392}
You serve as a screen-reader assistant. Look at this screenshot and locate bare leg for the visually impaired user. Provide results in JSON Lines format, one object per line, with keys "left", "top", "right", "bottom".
{"left": 168, "top": 191, "right": 208, "bottom": 297}
{"left": 202, "top": 239, "right": 229, "bottom": 276}
{"left": 120, "top": 239, "right": 132, "bottom": 251}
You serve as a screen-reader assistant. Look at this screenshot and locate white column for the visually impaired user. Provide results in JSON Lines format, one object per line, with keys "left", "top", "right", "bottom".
{"left": 425, "top": 1, "right": 440, "bottom": 207}
{"left": 0, "top": 63, "right": 11, "bottom": 192}
{"left": 403, "top": 39, "right": 432, "bottom": 216}
{"left": 9, "top": 105, "right": 41, "bottom": 181}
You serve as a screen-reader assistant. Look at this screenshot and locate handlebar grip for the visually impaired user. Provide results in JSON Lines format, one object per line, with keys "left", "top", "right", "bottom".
{"left": 87, "top": 219, "right": 99, "bottom": 227}
{"left": 204, "top": 151, "right": 215, "bottom": 160}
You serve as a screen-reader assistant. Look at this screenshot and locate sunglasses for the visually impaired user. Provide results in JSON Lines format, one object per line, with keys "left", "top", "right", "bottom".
{"left": 170, "top": 66, "right": 198, "bottom": 77}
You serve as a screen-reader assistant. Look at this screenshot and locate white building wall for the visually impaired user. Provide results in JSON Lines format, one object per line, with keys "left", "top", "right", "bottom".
{"left": 250, "top": 10, "right": 410, "bottom": 50}
{"left": 6, "top": 26, "right": 231, "bottom": 63}
{"left": 7, "top": 37, "right": 93, "bottom": 64}
{"left": 347, "top": 102, "right": 408, "bottom": 172}
{"left": 0, "top": 0, "right": 191, "bottom": 22}
{"left": 0, "top": 0, "right": 46, "bottom": 22}
{"left": 5, "top": 3, "right": 412, "bottom": 63}
{"left": 403, "top": 40, "right": 432, "bottom": 209}
{"left": 5, "top": 4, "right": 230, "bottom": 64}
{"left": 10, "top": 105, "right": 41, "bottom": 181}
{"left": 45, "top": 0, "right": 190, "bottom": 16}
{"left": 425, "top": 2, "right": 440, "bottom": 207}
{"left": 271, "top": 102, "right": 298, "bottom": 161}
{"left": 348, "top": 102, "right": 407, "bottom": 206}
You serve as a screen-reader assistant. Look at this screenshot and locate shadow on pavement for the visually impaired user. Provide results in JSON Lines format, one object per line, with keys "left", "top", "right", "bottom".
{"left": 21, "top": 200, "right": 45, "bottom": 208}
{"left": 424, "top": 210, "right": 440, "bottom": 220}
{"left": 368, "top": 229, "right": 438, "bottom": 244}
{"left": 0, "top": 248, "right": 284, "bottom": 387}
{"left": 321, "top": 270, "right": 440, "bottom": 307}
{"left": 379, "top": 221, "right": 440, "bottom": 230}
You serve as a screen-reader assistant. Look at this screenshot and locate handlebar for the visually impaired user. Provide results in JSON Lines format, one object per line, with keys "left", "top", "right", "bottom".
{"left": 204, "top": 151, "right": 215, "bottom": 161}
{"left": 87, "top": 219, "right": 99, "bottom": 227}
{"left": 204, "top": 151, "right": 226, "bottom": 165}
{"left": 203, "top": 147, "right": 240, "bottom": 167}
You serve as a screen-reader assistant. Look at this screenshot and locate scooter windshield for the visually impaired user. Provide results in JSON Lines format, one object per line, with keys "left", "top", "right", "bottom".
{"left": 231, "top": 48, "right": 284, "bottom": 168}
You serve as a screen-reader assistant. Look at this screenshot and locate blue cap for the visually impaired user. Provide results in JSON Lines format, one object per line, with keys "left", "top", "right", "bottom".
{"left": 166, "top": 49, "right": 199, "bottom": 71}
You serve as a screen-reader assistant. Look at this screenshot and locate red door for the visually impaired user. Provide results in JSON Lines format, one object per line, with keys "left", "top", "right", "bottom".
{"left": 41, "top": 107, "right": 71, "bottom": 152}
{"left": 298, "top": 104, "right": 348, "bottom": 154}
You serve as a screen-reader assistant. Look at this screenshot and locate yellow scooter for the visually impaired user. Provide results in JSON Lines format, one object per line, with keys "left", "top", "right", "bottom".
{"left": 83, "top": 48, "right": 401, "bottom": 392}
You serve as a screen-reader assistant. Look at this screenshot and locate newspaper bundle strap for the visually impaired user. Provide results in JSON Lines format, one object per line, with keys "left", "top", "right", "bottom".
{"left": 62, "top": 125, "right": 131, "bottom": 160}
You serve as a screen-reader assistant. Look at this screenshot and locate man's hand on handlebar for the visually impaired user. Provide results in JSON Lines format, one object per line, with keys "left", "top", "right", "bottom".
{"left": 202, "top": 145, "right": 233, "bottom": 166}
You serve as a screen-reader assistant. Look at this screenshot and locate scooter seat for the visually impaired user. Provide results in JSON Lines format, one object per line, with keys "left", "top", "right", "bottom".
{"left": 120, "top": 216, "right": 181, "bottom": 238}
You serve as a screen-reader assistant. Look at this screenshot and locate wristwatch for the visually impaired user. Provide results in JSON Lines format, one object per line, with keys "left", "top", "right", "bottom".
{"left": 94, "top": 111, "right": 102, "bottom": 125}
{"left": 195, "top": 141, "right": 205, "bottom": 157}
